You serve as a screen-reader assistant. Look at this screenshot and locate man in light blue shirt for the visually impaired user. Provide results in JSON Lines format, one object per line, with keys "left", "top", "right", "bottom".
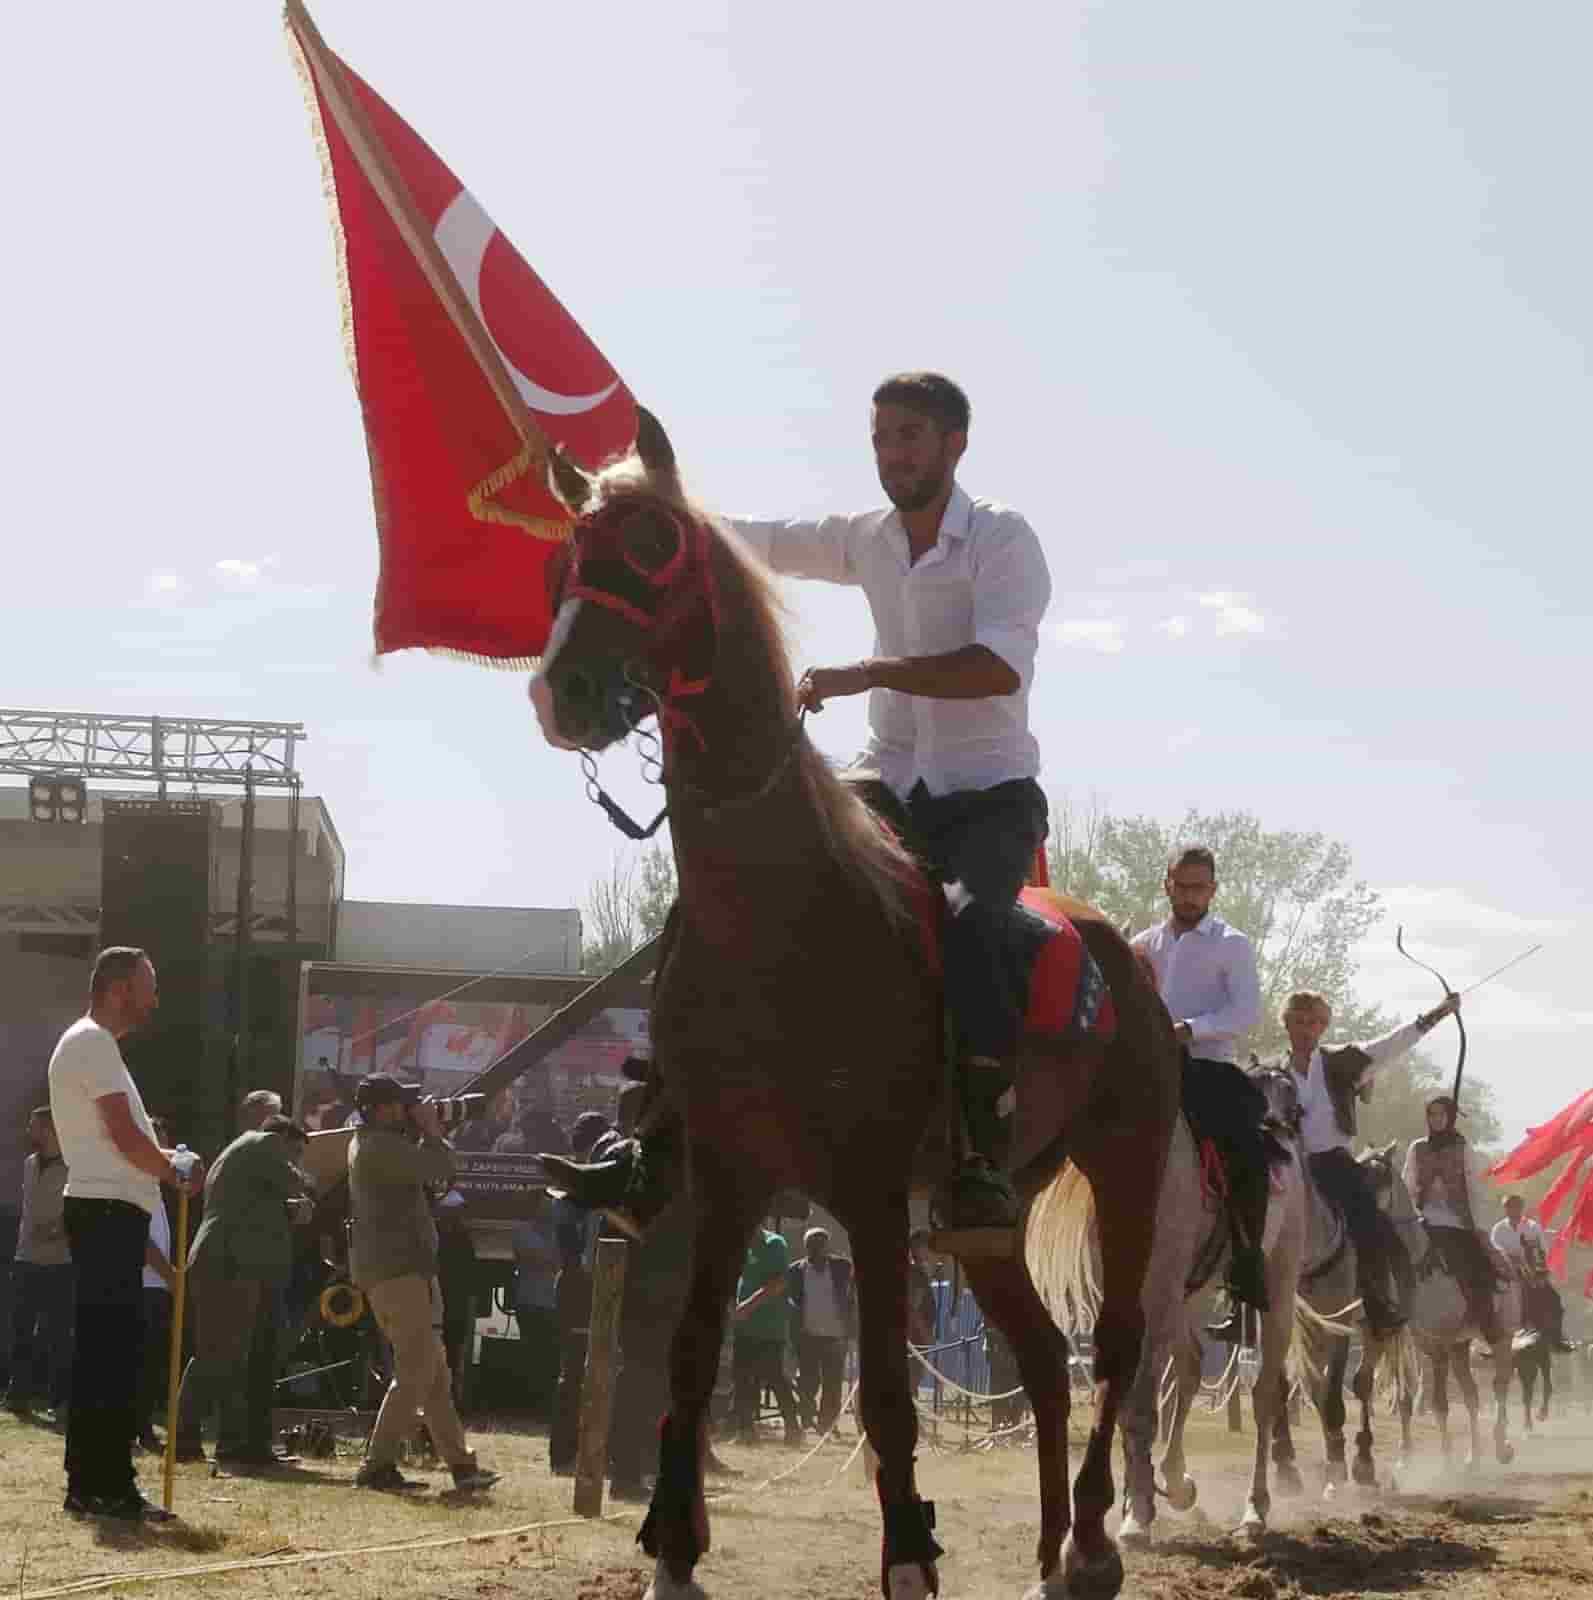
{"left": 1133, "top": 847, "right": 1269, "bottom": 1321}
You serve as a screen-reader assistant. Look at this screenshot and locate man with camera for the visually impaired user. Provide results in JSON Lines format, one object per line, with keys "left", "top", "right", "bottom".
{"left": 348, "top": 1075, "right": 498, "bottom": 1493}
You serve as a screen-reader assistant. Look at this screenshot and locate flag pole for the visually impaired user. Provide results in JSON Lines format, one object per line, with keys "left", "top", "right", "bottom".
{"left": 162, "top": 1185, "right": 191, "bottom": 1513}
{"left": 284, "top": 1, "right": 549, "bottom": 458}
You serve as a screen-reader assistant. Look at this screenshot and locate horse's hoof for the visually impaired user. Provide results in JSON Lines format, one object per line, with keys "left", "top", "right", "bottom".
{"left": 1059, "top": 1534, "right": 1125, "bottom": 1598}
{"left": 1351, "top": 1463, "right": 1377, "bottom": 1490}
{"left": 644, "top": 1559, "right": 708, "bottom": 1600}
{"left": 1117, "top": 1513, "right": 1153, "bottom": 1551}
{"left": 1497, "top": 1441, "right": 1516, "bottom": 1466}
{"left": 886, "top": 1562, "right": 935, "bottom": 1600}
{"left": 1163, "top": 1475, "right": 1198, "bottom": 1513}
{"left": 1235, "top": 1514, "right": 1267, "bottom": 1543}
{"left": 1275, "top": 1463, "right": 1304, "bottom": 1498}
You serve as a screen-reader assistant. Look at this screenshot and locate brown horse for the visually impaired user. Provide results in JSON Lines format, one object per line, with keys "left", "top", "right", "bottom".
{"left": 528, "top": 415, "right": 1179, "bottom": 1600}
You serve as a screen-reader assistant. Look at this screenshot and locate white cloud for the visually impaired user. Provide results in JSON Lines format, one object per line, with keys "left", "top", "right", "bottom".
{"left": 1156, "top": 615, "right": 1190, "bottom": 639}
{"left": 1198, "top": 589, "right": 1268, "bottom": 636}
{"left": 1215, "top": 604, "right": 1266, "bottom": 636}
{"left": 1049, "top": 618, "right": 1126, "bottom": 654}
{"left": 215, "top": 558, "right": 263, "bottom": 585}
{"left": 1369, "top": 885, "right": 1571, "bottom": 944}
{"left": 143, "top": 573, "right": 185, "bottom": 598}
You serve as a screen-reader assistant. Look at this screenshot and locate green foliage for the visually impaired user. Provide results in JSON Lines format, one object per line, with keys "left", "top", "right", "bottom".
{"left": 582, "top": 839, "right": 677, "bottom": 975}
{"left": 1046, "top": 796, "right": 1501, "bottom": 1156}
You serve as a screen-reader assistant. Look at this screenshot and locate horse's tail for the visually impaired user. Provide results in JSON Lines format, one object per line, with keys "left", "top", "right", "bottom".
{"left": 1024, "top": 1159, "right": 1101, "bottom": 1331}
{"left": 1288, "top": 1292, "right": 1355, "bottom": 1398}
{"left": 1373, "top": 1325, "right": 1421, "bottom": 1410}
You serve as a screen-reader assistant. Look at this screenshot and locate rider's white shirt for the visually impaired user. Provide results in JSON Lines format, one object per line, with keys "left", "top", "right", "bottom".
{"left": 1132, "top": 913, "right": 1259, "bottom": 1065}
{"left": 1490, "top": 1216, "right": 1544, "bottom": 1260}
{"left": 731, "top": 485, "right": 1050, "bottom": 800}
{"left": 1290, "top": 1020, "right": 1425, "bottom": 1155}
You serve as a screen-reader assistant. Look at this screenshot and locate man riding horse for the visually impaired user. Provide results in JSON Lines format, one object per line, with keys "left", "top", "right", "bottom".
{"left": 1130, "top": 847, "right": 1273, "bottom": 1331}
{"left": 547, "top": 370, "right": 1052, "bottom": 1237}
{"left": 1274, "top": 989, "right": 1461, "bottom": 1335}
{"left": 1492, "top": 1194, "right": 1574, "bottom": 1351}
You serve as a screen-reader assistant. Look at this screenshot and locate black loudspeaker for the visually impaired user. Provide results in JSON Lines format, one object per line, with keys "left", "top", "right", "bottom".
{"left": 100, "top": 801, "right": 215, "bottom": 1145}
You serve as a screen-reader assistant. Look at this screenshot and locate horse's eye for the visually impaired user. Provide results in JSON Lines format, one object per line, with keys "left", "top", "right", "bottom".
{"left": 619, "top": 512, "right": 680, "bottom": 579}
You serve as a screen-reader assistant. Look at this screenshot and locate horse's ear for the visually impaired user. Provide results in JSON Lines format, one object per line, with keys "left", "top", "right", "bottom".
{"left": 634, "top": 405, "right": 679, "bottom": 484}
{"left": 547, "top": 444, "right": 596, "bottom": 515}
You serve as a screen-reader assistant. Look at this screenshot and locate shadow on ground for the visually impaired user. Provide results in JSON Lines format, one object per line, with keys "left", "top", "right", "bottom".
{"left": 1155, "top": 1512, "right": 1500, "bottom": 1597}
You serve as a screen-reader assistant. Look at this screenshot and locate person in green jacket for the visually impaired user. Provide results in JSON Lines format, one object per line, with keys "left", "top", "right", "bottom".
{"left": 175, "top": 1115, "right": 315, "bottom": 1468}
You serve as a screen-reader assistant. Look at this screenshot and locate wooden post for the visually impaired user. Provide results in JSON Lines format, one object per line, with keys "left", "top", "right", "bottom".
{"left": 162, "top": 1186, "right": 191, "bottom": 1512}
{"left": 573, "top": 1237, "right": 628, "bottom": 1518}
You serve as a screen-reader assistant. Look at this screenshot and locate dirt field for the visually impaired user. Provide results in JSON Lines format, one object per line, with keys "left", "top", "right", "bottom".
{"left": 2, "top": 1399, "right": 1589, "bottom": 1599}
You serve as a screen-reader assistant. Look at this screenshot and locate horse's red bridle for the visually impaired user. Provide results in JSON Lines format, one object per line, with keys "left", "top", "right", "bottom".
{"left": 563, "top": 498, "right": 721, "bottom": 753}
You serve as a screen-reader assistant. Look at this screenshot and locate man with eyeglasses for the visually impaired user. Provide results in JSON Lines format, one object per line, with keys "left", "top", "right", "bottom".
{"left": 1132, "top": 847, "right": 1269, "bottom": 1326}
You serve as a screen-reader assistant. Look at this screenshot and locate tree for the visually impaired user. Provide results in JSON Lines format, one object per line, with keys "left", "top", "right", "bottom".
{"left": 582, "top": 839, "right": 677, "bottom": 975}
{"left": 1046, "top": 797, "right": 1501, "bottom": 1155}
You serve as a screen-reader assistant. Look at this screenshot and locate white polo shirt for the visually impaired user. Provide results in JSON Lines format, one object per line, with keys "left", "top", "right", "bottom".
{"left": 733, "top": 484, "right": 1050, "bottom": 800}
{"left": 1490, "top": 1215, "right": 1545, "bottom": 1262}
{"left": 48, "top": 1016, "right": 161, "bottom": 1216}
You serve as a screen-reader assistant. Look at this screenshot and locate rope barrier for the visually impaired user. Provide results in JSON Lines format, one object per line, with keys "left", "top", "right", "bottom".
{"left": 908, "top": 1345, "right": 1025, "bottom": 1405}
{"left": 705, "top": 1379, "right": 864, "bottom": 1500}
{"left": 16, "top": 1509, "right": 639, "bottom": 1599}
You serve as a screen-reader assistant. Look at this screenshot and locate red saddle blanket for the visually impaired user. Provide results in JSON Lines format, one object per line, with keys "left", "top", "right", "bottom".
{"left": 1014, "top": 887, "right": 1117, "bottom": 1042}
{"left": 910, "top": 877, "right": 1117, "bottom": 1044}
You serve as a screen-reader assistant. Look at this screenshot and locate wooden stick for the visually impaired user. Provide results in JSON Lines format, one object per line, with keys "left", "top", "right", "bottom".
{"left": 572, "top": 1237, "right": 628, "bottom": 1517}
{"left": 284, "top": 0, "right": 549, "bottom": 459}
{"left": 162, "top": 1186, "right": 191, "bottom": 1512}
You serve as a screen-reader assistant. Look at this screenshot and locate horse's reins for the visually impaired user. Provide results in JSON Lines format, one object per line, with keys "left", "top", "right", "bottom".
{"left": 566, "top": 500, "right": 807, "bottom": 838}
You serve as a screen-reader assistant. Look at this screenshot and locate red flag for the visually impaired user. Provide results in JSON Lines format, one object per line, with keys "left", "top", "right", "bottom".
{"left": 1489, "top": 1085, "right": 1593, "bottom": 1295}
{"left": 1488, "top": 1085, "right": 1593, "bottom": 1181}
{"left": 285, "top": 2, "right": 635, "bottom": 663}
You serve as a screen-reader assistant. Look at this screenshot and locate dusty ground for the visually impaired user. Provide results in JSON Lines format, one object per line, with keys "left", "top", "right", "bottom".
{"left": 1, "top": 1398, "right": 1589, "bottom": 1598}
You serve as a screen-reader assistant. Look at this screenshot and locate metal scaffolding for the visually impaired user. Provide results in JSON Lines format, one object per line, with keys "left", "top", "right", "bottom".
{"left": 0, "top": 708, "right": 305, "bottom": 793}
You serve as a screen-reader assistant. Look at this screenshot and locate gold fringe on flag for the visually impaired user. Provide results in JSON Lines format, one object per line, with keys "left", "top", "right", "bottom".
{"left": 467, "top": 446, "right": 574, "bottom": 543}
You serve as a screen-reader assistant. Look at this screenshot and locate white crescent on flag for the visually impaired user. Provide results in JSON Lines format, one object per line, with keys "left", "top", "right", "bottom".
{"left": 434, "top": 190, "right": 621, "bottom": 418}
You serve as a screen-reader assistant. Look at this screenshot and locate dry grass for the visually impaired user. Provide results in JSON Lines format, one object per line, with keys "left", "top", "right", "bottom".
{"left": 2, "top": 1402, "right": 1590, "bottom": 1599}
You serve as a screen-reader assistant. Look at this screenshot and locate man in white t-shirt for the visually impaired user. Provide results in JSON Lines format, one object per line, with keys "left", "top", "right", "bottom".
{"left": 1491, "top": 1193, "right": 1572, "bottom": 1350}
{"left": 48, "top": 947, "right": 202, "bottom": 1522}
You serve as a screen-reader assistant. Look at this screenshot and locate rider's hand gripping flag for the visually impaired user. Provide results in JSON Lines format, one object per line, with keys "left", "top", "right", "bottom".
{"left": 285, "top": 2, "right": 636, "bottom": 664}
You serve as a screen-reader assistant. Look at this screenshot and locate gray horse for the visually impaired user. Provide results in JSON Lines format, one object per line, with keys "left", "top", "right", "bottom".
{"left": 1392, "top": 1219, "right": 1520, "bottom": 1476}
{"left": 1028, "top": 1074, "right": 1318, "bottom": 1542}
{"left": 1260, "top": 1122, "right": 1418, "bottom": 1498}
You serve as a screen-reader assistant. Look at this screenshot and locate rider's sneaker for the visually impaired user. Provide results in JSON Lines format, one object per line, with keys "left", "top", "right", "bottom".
{"left": 931, "top": 1156, "right": 1020, "bottom": 1232}
{"left": 1205, "top": 1309, "right": 1245, "bottom": 1344}
{"left": 540, "top": 1149, "right": 631, "bottom": 1210}
{"left": 1227, "top": 1249, "right": 1271, "bottom": 1316}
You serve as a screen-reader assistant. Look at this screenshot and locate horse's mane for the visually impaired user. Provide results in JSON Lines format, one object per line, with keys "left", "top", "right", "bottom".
{"left": 586, "top": 458, "right": 921, "bottom": 928}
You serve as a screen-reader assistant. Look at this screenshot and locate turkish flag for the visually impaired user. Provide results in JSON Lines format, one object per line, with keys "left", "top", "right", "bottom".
{"left": 286, "top": 2, "right": 635, "bottom": 662}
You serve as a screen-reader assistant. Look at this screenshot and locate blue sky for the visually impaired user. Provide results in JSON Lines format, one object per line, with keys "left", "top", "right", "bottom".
{"left": 2, "top": 3, "right": 1586, "bottom": 1145}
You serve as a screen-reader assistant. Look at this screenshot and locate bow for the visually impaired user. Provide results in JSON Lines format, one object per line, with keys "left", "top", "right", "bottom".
{"left": 1395, "top": 924, "right": 1467, "bottom": 1109}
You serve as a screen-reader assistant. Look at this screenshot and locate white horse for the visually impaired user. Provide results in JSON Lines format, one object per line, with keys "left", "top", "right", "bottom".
{"left": 1264, "top": 1138, "right": 1424, "bottom": 1498}
{"left": 1028, "top": 1079, "right": 1314, "bottom": 1543}
{"left": 1393, "top": 1211, "right": 1521, "bottom": 1477}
